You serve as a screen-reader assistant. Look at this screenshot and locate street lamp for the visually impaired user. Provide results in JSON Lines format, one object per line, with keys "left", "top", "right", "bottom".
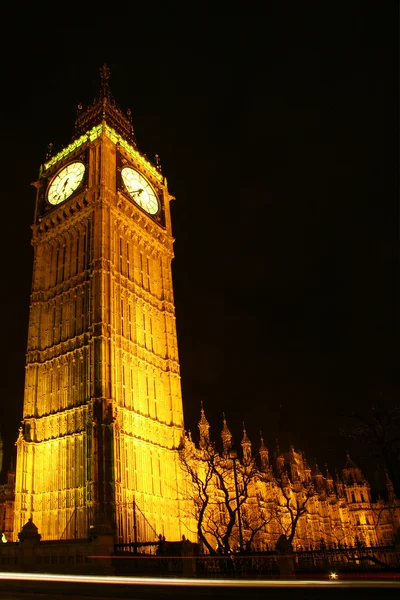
{"left": 229, "top": 448, "right": 244, "bottom": 552}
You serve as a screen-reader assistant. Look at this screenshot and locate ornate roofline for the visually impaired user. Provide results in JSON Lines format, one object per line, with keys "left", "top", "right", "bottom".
{"left": 72, "top": 64, "right": 136, "bottom": 147}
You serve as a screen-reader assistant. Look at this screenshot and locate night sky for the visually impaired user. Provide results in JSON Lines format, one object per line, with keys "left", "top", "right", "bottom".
{"left": 0, "top": 6, "right": 398, "bottom": 490}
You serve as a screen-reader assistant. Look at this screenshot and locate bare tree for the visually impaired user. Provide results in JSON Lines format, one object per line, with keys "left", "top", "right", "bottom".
{"left": 178, "top": 437, "right": 260, "bottom": 555}
{"left": 240, "top": 496, "right": 275, "bottom": 549}
{"left": 272, "top": 472, "right": 316, "bottom": 549}
{"left": 341, "top": 405, "right": 400, "bottom": 497}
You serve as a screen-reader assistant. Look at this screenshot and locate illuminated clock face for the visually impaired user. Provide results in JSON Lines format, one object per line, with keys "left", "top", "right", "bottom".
{"left": 47, "top": 162, "right": 85, "bottom": 205}
{"left": 121, "top": 167, "right": 159, "bottom": 215}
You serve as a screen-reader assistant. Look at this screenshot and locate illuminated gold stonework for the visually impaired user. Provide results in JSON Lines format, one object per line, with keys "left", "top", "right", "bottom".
{"left": 43, "top": 124, "right": 163, "bottom": 184}
{"left": 13, "top": 88, "right": 191, "bottom": 544}
{"left": 14, "top": 68, "right": 400, "bottom": 555}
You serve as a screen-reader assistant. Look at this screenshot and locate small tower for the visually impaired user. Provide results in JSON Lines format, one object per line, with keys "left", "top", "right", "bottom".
{"left": 342, "top": 452, "right": 371, "bottom": 504}
{"left": 385, "top": 470, "right": 396, "bottom": 503}
{"left": 198, "top": 403, "right": 210, "bottom": 449}
{"left": 313, "top": 462, "right": 324, "bottom": 492}
{"left": 221, "top": 414, "right": 232, "bottom": 457}
{"left": 335, "top": 469, "right": 344, "bottom": 497}
{"left": 241, "top": 423, "right": 252, "bottom": 465}
{"left": 325, "top": 464, "right": 334, "bottom": 495}
{"left": 303, "top": 457, "right": 312, "bottom": 484}
{"left": 342, "top": 452, "right": 364, "bottom": 485}
{"left": 259, "top": 432, "right": 270, "bottom": 472}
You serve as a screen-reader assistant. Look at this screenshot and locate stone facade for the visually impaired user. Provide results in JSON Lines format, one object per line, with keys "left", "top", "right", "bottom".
{"left": 12, "top": 66, "right": 191, "bottom": 544}
{"left": 179, "top": 409, "right": 400, "bottom": 553}
{"left": 0, "top": 465, "right": 15, "bottom": 542}
{"left": 3, "top": 66, "right": 399, "bottom": 554}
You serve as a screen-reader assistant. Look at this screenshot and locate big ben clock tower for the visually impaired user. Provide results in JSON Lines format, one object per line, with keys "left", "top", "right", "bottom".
{"left": 13, "top": 65, "right": 189, "bottom": 543}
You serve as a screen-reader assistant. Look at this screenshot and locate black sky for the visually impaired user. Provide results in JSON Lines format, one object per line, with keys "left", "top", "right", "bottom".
{"left": 0, "top": 6, "right": 398, "bottom": 489}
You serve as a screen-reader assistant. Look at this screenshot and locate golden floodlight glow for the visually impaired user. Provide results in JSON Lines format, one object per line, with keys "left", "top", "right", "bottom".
{"left": 14, "top": 94, "right": 188, "bottom": 544}
{"left": 43, "top": 124, "right": 163, "bottom": 183}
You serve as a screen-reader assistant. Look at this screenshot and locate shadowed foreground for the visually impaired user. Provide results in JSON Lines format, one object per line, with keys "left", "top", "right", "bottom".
{"left": 0, "top": 573, "right": 400, "bottom": 600}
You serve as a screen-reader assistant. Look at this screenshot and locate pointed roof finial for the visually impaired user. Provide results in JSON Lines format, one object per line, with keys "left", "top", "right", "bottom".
{"left": 198, "top": 401, "right": 210, "bottom": 449}
{"left": 344, "top": 451, "right": 359, "bottom": 470}
{"left": 259, "top": 431, "right": 268, "bottom": 452}
{"left": 72, "top": 64, "right": 137, "bottom": 147}
{"left": 241, "top": 422, "right": 251, "bottom": 445}
{"left": 99, "top": 63, "right": 112, "bottom": 102}
{"left": 221, "top": 413, "right": 232, "bottom": 453}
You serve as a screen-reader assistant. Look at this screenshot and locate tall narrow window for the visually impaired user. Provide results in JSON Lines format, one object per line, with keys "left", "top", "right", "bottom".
{"left": 146, "top": 256, "right": 150, "bottom": 291}
{"left": 47, "top": 245, "right": 53, "bottom": 289}
{"left": 149, "top": 315, "right": 154, "bottom": 352}
{"left": 153, "top": 378, "right": 157, "bottom": 419}
{"left": 75, "top": 238, "right": 80, "bottom": 276}
{"left": 59, "top": 303, "right": 63, "bottom": 341}
{"left": 83, "top": 231, "right": 87, "bottom": 271}
{"left": 150, "top": 452, "right": 155, "bottom": 495}
{"left": 121, "top": 299, "right": 124, "bottom": 337}
{"left": 159, "top": 257, "right": 164, "bottom": 299}
{"left": 140, "top": 252, "right": 144, "bottom": 288}
{"left": 52, "top": 304, "right": 56, "bottom": 345}
{"left": 126, "top": 242, "right": 130, "bottom": 279}
{"left": 119, "top": 237, "right": 123, "bottom": 274}
{"left": 130, "top": 366, "right": 134, "bottom": 408}
{"left": 128, "top": 303, "right": 132, "bottom": 341}
{"left": 158, "top": 456, "right": 162, "bottom": 495}
{"left": 122, "top": 364, "right": 126, "bottom": 404}
{"left": 57, "top": 245, "right": 65, "bottom": 284}
{"left": 61, "top": 245, "right": 65, "bottom": 282}
{"left": 145, "top": 376, "right": 150, "bottom": 415}
{"left": 72, "top": 294, "right": 76, "bottom": 337}
{"left": 55, "top": 248, "right": 60, "bottom": 285}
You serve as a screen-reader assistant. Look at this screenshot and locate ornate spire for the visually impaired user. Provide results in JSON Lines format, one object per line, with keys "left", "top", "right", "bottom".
{"left": 343, "top": 451, "right": 359, "bottom": 470}
{"left": 221, "top": 413, "right": 232, "bottom": 456}
{"left": 241, "top": 423, "right": 252, "bottom": 464}
{"left": 275, "top": 437, "right": 280, "bottom": 457}
{"left": 313, "top": 461, "right": 324, "bottom": 491}
{"left": 259, "top": 431, "right": 269, "bottom": 472}
{"left": 325, "top": 463, "right": 333, "bottom": 481}
{"left": 335, "top": 468, "right": 344, "bottom": 497}
{"left": 342, "top": 451, "right": 365, "bottom": 484}
{"left": 325, "top": 464, "right": 334, "bottom": 494}
{"left": 99, "top": 63, "right": 112, "bottom": 101}
{"left": 198, "top": 402, "right": 210, "bottom": 449}
{"left": 385, "top": 470, "right": 395, "bottom": 502}
{"left": 72, "top": 64, "right": 137, "bottom": 147}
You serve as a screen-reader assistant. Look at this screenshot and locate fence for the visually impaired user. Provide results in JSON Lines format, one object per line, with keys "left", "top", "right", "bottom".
{"left": 0, "top": 537, "right": 398, "bottom": 577}
{"left": 112, "top": 542, "right": 400, "bottom": 579}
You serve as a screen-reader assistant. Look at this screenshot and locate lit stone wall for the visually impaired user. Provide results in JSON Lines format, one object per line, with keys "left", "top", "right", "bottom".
{"left": 14, "top": 127, "right": 191, "bottom": 543}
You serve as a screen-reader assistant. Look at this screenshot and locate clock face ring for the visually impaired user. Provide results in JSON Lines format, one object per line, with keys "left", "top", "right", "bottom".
{"left": 47, "top": 161, "right": 85, "bottom": 205}
{"left": 121, "top": 167, "right": 159, "bottom": 215}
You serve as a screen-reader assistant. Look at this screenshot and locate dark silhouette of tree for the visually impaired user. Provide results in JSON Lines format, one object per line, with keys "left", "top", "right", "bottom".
{"left": 271, "top": 471, "right": 316, "bottom": 549}
{"left": 341, "top": 404, "right": 400, "bottom": 497}
{"left": 179, "top": 436, "right": 264, "bottom": 555}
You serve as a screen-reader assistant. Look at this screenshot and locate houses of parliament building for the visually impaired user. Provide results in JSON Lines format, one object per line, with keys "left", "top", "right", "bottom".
{"left": 0, "top": 66, "right": 399, "bottom": 553}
